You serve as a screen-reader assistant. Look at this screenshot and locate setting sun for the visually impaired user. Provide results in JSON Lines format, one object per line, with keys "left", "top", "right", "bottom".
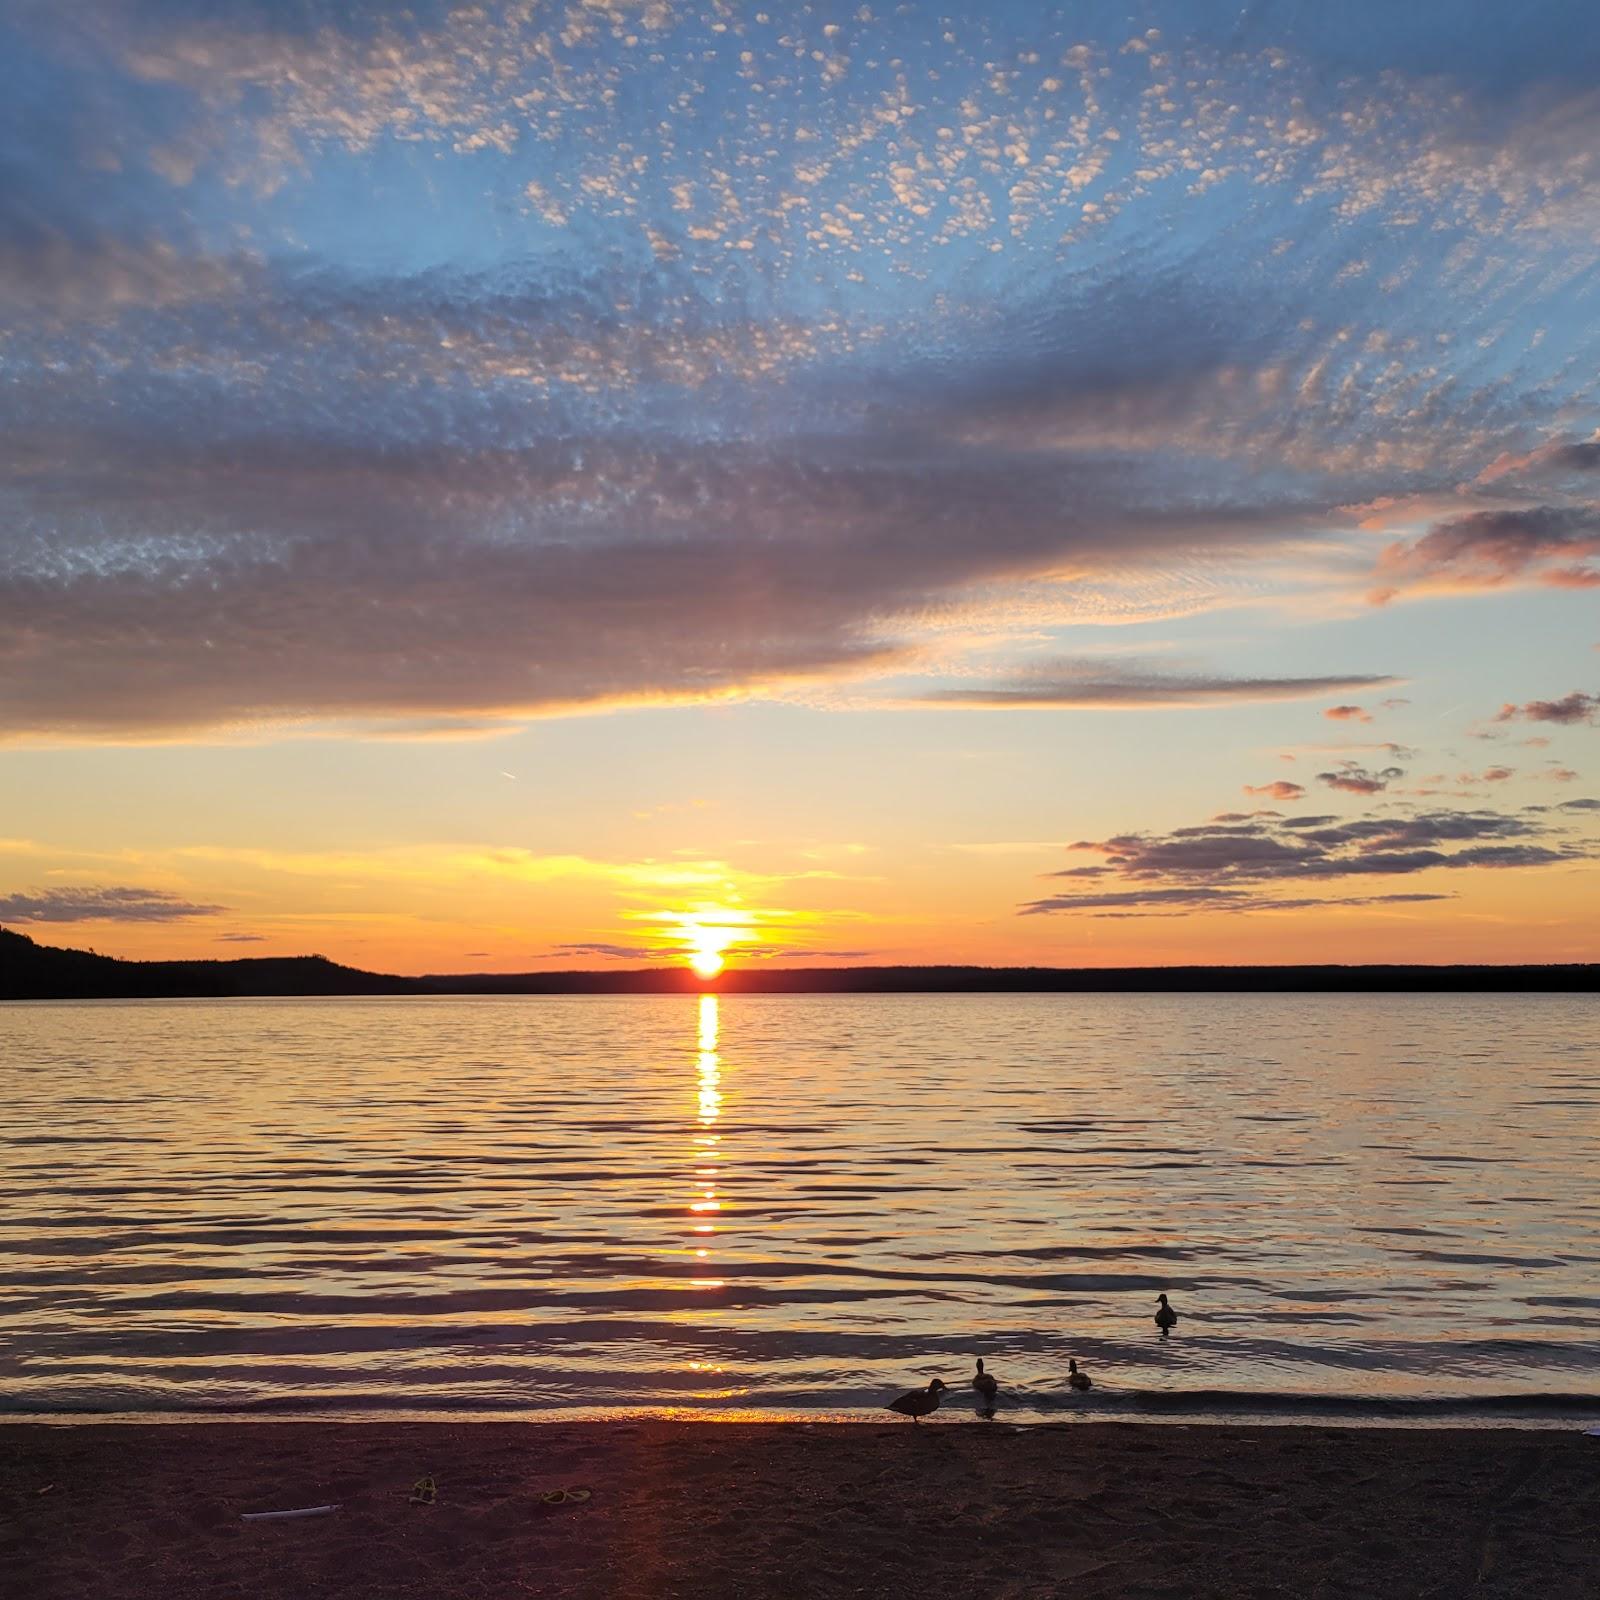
{"left": 672, "top": 911, "right": 749, "bottom": 982}
{"left": 689, "top": 943, "right": 724, "bottom": 981}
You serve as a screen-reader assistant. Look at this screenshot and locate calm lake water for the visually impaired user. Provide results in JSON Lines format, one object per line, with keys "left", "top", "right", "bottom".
{"left": 3, "top": 994, "right": 1598, "bottom": 1423}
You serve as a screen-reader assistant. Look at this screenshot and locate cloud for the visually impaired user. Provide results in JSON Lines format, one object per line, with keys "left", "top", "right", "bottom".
{"left": 1022, "top": 800, "right": 1592, "bottom": 916}
{"left": 1024, "top": 886, "right": 1453, "bottom": 917}
{"left": 1318, "top": 764, "right": 1406, "bottom": 795}
{"left": 1244, "top": 780, "right": 1306, "bottom": 800}
{"left": 1371, "top": 507, "right": 1600, "bottom": 602}
{"left": 0, "top": 885, "right": 225, "bottom": 922}
{"left": 745, "top": 947, "right": 878, "bottom": 961}
{"left": 547, "top": 942, "right": 662, "bottom": 962}
{"left": 0, "top": 4, "right": 1597, "bottom": 744}
{"left": 0, "top": 228, "right": 250, "bottom": 318}
{"left": 216, "top": 932, "right": 266, "bottom": 943}
{"left": 1476, "top": 435, "right": 1600, "bottom": 485}
{"left": 1323, "top": 704, "right": 1371, "bottom": 722}
{"left": 1495, "top": 691, "right": 1599, "bottom": 726}
{"left": 0, "top": 286, "right": 1413, "bottom": 742}
{"left": 918, "top": 664, "right": 1401, "bottom": 711}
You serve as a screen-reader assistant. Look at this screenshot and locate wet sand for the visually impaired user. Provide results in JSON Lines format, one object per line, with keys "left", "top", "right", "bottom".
{"left": 4, "top": 1420, "right": 1596, "bottom": 1599}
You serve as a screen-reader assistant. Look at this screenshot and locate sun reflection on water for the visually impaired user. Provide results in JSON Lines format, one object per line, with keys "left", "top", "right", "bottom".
{"left": 681, "top": 994, "right": 744, "bottom": 1387}
{"left": 690, "top": 994, "right": 724, "bottom": 1282}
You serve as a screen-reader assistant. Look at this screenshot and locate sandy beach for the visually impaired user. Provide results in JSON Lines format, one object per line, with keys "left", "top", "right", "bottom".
{"left": 4, "top": 1420, "right": 1595, "bottom": 1599}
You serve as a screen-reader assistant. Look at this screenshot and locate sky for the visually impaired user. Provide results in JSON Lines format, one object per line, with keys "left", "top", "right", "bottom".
{"left": 1, "top": 0, "right": 1597, "bottom": 974}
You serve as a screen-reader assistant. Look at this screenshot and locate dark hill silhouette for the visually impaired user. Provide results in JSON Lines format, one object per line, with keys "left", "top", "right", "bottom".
{"left": 2, "top": 925, "right": 1595, "bottom": 998}
{"left": 420, "top": 963, "right": 1599, "bottom": 994}
{"left": 0, "top": 926, "right": 419, "bottom": 1000}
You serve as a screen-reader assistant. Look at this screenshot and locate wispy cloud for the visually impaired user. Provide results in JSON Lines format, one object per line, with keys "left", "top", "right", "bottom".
{"left": 1024, "top": 886, "right": 1451, "bottom": 917}
{"left": 0, "top": 886, "right": 225, "bottom": 923}
{"left": 547, "top": 942, "right": 660, "bottom": 962}
{"left": 918, "top": 663, "right": 1401, "bottom": 711}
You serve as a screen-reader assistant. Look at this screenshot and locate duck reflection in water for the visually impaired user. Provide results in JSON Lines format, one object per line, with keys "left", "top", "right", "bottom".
{"left": 971, "top": 1357, "right": 999, "bottom": 1418}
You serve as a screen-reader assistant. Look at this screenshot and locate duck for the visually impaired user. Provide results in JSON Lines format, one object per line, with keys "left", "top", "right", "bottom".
{"left": 971, "top": 1359, "right": 998, "bottom": 1405}
{"left": 1154, "top": 1293, "right": 1179, "bottom": 1335}
{"left": 1068, "top": 1359, "right": 1092, "bottom": 1392}
{"left": 886, "top": 1378, "right": 948, "bottom": 1423}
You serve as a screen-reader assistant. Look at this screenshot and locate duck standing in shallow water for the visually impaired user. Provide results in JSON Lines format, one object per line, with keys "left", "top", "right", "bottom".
{"left": 887, "top": 1378, "right": 948, "bottom": 1423}
{"left": 971, "top": 1359, "right": 998, "bottom": 1414}
{"left": 1068, "top": 1359, "right": 1092, "bottom": 1391}
{"left": 1155, "top": 1293, "right": 1179, "bottom": 1336}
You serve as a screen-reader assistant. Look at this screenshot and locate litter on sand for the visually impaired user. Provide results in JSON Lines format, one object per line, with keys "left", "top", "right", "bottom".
{"left": 540, "top": 1487, "right": 592, "bottom": 1506}
{"left": 240, "top": 1504, "right": 340, "bottom": 1521}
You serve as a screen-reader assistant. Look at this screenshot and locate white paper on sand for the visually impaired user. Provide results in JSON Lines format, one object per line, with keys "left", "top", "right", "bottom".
{"left": 240, "top": 1504, "right": 340, "bottom": 1520}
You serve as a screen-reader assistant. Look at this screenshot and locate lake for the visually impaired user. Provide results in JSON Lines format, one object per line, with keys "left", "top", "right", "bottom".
{"left": 3, "top": 993, "right": 1597, "bottom": 1422}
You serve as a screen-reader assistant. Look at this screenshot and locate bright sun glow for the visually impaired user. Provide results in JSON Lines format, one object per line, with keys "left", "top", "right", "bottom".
{"left": 686, "top": 925, "right": 731, "bottom": 979}
{"left": 671, "top": 910, "right": 749, "bottom": 981}
{"left": 689, "top": 941, "right": 724, "bottom": 980}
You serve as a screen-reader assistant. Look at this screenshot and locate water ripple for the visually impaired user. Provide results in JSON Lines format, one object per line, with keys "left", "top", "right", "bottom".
{"left": 1, "top": 992, "right": 1597, "bottom": 1421}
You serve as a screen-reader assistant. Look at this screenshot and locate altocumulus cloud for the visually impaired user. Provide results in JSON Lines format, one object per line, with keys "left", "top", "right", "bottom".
{"left": 0, "top": 886, "right": 225, "bottom": 923}
{"left": 1, "top": 3, "right": 1599, "bottom": 739}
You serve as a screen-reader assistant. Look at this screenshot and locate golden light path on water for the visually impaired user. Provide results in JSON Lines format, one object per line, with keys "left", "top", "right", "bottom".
{"left": 685, "top": 994, "right": 736, "bottom": 1393}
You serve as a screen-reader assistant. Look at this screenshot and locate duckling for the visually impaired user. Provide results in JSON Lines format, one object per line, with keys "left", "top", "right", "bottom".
{"left": 886, "top": 1377, "right": 948, "bottom": 1423}
{"left": 971, "top": 1358, "right": 998, "bottom": 1405}
{"left": 1068, "top": 1359, "right": 1092, "bottom": 1392}
{"left": 1154, "top": 1292, "right": 1179, "bottom": 1335}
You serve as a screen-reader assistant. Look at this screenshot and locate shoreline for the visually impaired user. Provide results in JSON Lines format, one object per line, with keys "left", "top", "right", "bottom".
{"left": 8, "top": 928, "right": 1599, "bottom": 999}
{"left": 6, "top": 1420, "right": 1596, "bottom": 1598}
{"left": 6, "top": 1406, "right": 1599, "bottom": 1432}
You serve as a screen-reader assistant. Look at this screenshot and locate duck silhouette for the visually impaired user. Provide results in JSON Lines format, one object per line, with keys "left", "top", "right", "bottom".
{"left": 1068, "top": 1359, "right": 1092, "bottom": 1391}
{"left": 886, "top": 1378, "right": 948, "bottom": 1423}
{"left": 1155, "top": 1293, "right": 1179, "bottom": 1336}
{"left": 971, "top": 1359, "right": 998, "bottom": 1405}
